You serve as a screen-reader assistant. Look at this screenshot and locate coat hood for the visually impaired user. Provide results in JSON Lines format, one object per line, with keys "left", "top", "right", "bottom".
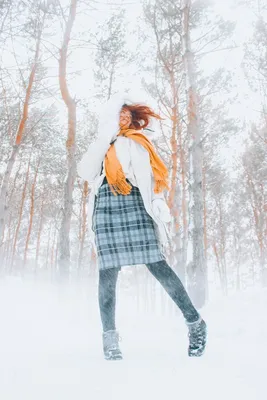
{"left": 96, "top": 90, "right": 161, "bottom": 140}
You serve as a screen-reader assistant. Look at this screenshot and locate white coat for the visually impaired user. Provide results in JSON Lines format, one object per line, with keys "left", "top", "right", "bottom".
{"left": 77, "top": 92, "right": 172, "bottom": 254}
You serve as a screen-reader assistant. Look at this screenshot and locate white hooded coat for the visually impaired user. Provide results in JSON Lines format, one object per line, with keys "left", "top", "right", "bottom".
{"left": 77, "top": 92, "right": 172, "bottom": 254}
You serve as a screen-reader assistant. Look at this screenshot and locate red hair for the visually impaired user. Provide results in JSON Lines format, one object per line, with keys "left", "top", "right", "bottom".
{"left": 122, "top": 104, "right": 163, "bottom": 130}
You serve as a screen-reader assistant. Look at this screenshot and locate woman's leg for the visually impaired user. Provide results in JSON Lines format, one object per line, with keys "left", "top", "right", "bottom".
{"left": 146, "top": 260, "right": 207, "bottom": 356}
{"left": 98, "top": 267, "right": 122, "bottom": 360}
{"left": 145, "top": 260, "right": 199, "bottom": 323}
{"left": 98, "top": 267, "right": 120, "bottom": 332}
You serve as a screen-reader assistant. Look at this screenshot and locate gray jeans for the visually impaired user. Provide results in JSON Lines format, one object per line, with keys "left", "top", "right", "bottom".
{"left": 98, "top": 260, "right": 199, "bottom": 332}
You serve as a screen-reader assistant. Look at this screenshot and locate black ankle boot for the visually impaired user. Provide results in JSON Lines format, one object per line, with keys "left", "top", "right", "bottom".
{"left": 102, "top": 330, "right": 123, "bottom": 360}
{"left": 186, "top": 318, "right": 207, "bottom": 357}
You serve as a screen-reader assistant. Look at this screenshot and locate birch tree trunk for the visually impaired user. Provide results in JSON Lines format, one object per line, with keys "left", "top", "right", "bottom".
{"left": 58, "top": 0, "right": 78, "bottom": 279}
{"left": 181, "top": 0, "right": 207, "bottom": 307}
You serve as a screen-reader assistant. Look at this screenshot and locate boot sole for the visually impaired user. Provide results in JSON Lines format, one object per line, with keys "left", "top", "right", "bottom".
{"left": 188, "top": 344, "right": 206, "bottom": 357}
{"left": 105, "top": 355, "right": 123, "bottom": 361}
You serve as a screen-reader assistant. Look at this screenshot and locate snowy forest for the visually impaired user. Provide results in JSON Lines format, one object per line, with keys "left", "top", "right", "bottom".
{"left": 1, "top": 0, "right": 267, "bottom": 397}
{"left": 0, "top": 0, "right": 266, "bottom": 308}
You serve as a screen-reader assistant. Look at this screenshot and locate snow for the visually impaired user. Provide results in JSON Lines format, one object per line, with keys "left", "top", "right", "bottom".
{"left": 0, "top": 276, "right": 266, "bottom": 400}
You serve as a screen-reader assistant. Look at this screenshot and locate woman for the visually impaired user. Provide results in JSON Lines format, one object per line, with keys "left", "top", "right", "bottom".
{"left": 77, "top": 92, "right": 207, "bottom": 361}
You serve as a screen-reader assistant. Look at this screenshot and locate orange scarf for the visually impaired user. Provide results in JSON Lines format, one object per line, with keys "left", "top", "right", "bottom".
{"left": 105, "top": 128, "right": 170, "bottom": 196}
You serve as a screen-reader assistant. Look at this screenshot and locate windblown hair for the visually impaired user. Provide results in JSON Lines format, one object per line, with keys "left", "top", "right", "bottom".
{"left": 122, "top": 103, "right": 163, "bottom": 130}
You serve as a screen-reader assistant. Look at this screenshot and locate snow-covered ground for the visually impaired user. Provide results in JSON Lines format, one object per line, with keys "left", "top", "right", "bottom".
{"left": 0, "top": 275, "right": 266, "bottom": 400}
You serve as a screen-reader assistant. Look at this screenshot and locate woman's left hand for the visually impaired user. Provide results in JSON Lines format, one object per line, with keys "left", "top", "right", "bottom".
{"left": 152, "top": 198, "right": 172, "bottom": 223}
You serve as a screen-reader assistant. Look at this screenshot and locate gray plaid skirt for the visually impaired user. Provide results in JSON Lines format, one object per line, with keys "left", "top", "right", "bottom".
{"left": 92, "top": 179, "right": 166, "bottom": 270}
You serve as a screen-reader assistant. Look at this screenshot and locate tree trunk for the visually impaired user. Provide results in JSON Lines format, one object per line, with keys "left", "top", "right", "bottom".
{"left": 35, "top": 187, "right": 45, "bottom": 273}
{"left": 212, "top": 241, "right": 223, "bottom": 293}
{"left": 45, "top": 222, "right": 53, "bottom": 270}
{"left": 0, "top": 14, "right": 44, "bottom": 255}
{"left": 246, "top": 173, "right": 267, "bottom": 287}
{"left": 78, "top": 181, "right": 89, "bottom": 272}
{"left": 1, "top": 161, "right": 21, "bottom": 269}
{"left": 58, "top": 0, "right": 78, "bottom": 280}
{"left": 23, "top": 159, "right": 40, "bottom": 267}
{"left": 0, "top": 146, "right": 19, "bottom": 254}
{"left": 181, "top": 0, "right": 207, "bottom": 307}
{"left": 180, "top": 124, "right": 189, "bottom": 273}
{"left": 2, "top": 213, "right": 12, "bottom": 274}
{"left": 54, "top": 239, "right": 59, "bottom": 280}
{"left": 167, "top": 79, "right": 184, "bottom": 280}
{"left": 202, "top": 161, "right": 208, "bottom": 259}
{"left": 10, "top": 155, "right": 31, "bottom": 272}
{"left": 218, "top": 196, "right": 227, "bottom": 294}
{"left": 51, "top": 225, "right": 58, "bottom": 282}
{"left": 259, "top": 240, "right": 267, "bottom": 287}
{"left": 234, "top": 231, "right": 241, "bottom": 291}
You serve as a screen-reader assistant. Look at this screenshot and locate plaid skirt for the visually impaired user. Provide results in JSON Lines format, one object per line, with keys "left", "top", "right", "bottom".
{"left": 92, "top": 179, "right": 166, "bottom": 270}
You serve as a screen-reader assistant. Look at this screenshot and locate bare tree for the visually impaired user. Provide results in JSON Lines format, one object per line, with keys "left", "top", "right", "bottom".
{"left": 94, "top": 9, "right": 127, "bottom": 101}
{"left": 0, "top": 5, "right": 46, "bottom": 255}
{"left": 57, "top": 0, "right": 78, "bottom": 278}
{"left": 143, "top": 0, "right": 187, "bottom": 281}
{"left": 181, "top": 0, "right": 207, "bottom": 306}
